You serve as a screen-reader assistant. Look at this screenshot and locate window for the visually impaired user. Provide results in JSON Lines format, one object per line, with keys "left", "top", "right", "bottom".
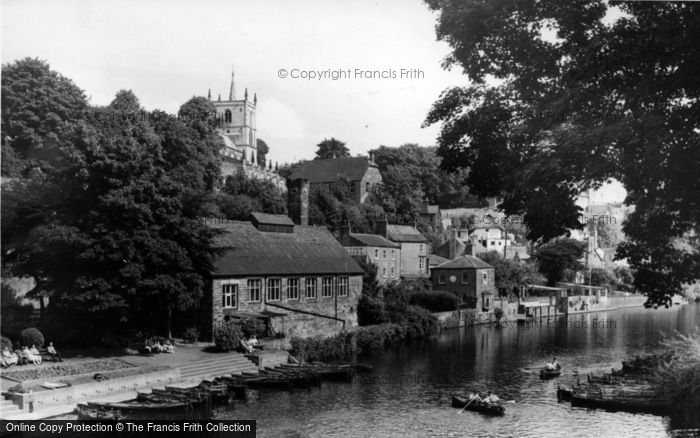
{"left": 390, "top": 267, "right": 395, "bottom": 277}
{"left": 482, "top": 271, "right": 488, "bottom": 285}
{"left": 222, "top": 284, "right": 238, "bottom": 308}
{"left": 267, "top": 278, "right": 281, "bottom": 301}
{"left": 375, "top": 249, "right": 378, "bottom": 259}
{"left": 419, "top": 244, "right": 424, "bottom": 253}
{"left": 461, "top": 272, "right": 469, "bottom": 284}
{"left": 305, "top": 277, "right": 317, "bottom": 299}
{"left": 498, "top": 241, "right": 502, "bottom": 246}
{"left": 366, "top": 182, "right": 370, "bottom": 193}
{"left": 438, "top": 273, "right": 445, "bottom": 284}
{"left": 337, "top": 277, "right": 348, "bottom": 297}
{"left": 383, "top": 249, "right": 386, "bottom": 259}
{"left": 247, "top": 279, "right": 261, "bottom": 302}
{"left": 419, "top": 257, "right": 426, "bottom": 271}
{"left": 391, "top": 250, "right": 395, "bottom": 260}
{"left": 321, "top": 277, "right": 334, "bottom": 298}
{"left": 383, "top": 267, "right": 387, "bottom": 277}
{"left": 491, "top": 241, "right": 495, "bottom": 246}
{"left": 287, "top": 278, "right": 300, "bottom": 300}
{"left": 224, "top": 109, "right": 232, "bottom": 123}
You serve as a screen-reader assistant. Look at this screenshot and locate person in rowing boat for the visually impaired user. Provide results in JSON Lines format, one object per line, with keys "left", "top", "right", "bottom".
{"left": 551, "top": 356, "right": 561, "bottom": 371}
{"left": 467, "top": 392, "right": 484, "bottom": 403}
{"left": 484, "top": 391, "right": 501, "bottom": 404}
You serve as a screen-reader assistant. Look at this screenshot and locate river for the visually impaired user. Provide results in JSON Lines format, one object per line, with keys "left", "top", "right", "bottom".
{"left": 215, "top": 303, "right": 700, "bottom": 438}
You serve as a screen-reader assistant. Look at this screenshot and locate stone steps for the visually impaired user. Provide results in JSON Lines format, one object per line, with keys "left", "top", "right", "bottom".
{"left": 0, "top": 398, "right": 22, "bottom": 418}
{"left": 178, "top": 354, "right": 259, "bottom": 380}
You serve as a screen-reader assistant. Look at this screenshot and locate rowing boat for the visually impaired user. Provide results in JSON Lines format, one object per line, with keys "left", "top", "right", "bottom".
{"left": 450, "top": 393, "right": 506, "bottom": 416}
{"left": 540, "top": 368, "right": 561, "bottom": 380}
{"left": 87, "top": 399, "right": 192, "bottom": 412}
{"left": 75, "top": 404, "right": 124, "bottom": 420}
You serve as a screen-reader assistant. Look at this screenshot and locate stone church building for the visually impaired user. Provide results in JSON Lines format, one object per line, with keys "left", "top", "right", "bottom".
{"left": 209, "top": 70, "right": 286, "bottom": 192}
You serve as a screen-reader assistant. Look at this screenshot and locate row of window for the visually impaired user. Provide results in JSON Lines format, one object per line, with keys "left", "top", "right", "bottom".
{"left": 222, "top": 277, "right": 349, "bottom": 309}
{"left": 437, "top": 271, "right": 489, "bottom": 285}
{"left": 373, "top": 249, "right": 396, "bottom": 260}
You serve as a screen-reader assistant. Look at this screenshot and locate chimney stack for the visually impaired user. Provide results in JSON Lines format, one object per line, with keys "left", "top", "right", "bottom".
{"left": 448, "top": 228, "right": 458, "bottom": 259}
{"left": 376, "top": 219, "right": 388, "bottom": 238}
{"left": 339, "top": 221, "right": 351, "bottom": 244}
{"left": 287, "top": 178, "right": 309, "bottom": 226}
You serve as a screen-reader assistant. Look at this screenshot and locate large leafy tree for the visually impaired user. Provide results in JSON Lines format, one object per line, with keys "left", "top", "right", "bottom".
{"left": 534, "top": 238, "right": 586, "bottom": 286}
{"left": 1, "top": 58, "right": 88, "bottom": 176}
{"left": 423, "top": 0, "right": 700, "bottom": 307}
{"left": 315, "top": 137, "right": 350, "bottom": 159}
{"left": 478, "top": 251, "right": 546, "bottom": 295}
{"left": 256, "top": 138, "right": 270, "bottom": 167}
{"left": 2, "top": 63, "right": 222, "bottom": 338}
{"left": 370, "top": 144, "right": 483, "bottom": 223}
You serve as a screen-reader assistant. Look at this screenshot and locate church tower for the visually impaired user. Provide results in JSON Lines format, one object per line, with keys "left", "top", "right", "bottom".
{"left": 210, "top": 69, "right": 257, "bottom": 163}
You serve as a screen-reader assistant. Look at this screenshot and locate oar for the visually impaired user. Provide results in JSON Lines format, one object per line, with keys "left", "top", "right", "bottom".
{"left": 457, "top": 394, "right": 480, "bottom": 415}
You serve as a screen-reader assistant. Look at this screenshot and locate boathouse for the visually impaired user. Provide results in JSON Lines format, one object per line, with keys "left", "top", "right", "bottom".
{"left": 204, "top": 213, "right": 364, "bottom": 340}
{"left": 431, "top": 255, "right": 496, "bottom": 310}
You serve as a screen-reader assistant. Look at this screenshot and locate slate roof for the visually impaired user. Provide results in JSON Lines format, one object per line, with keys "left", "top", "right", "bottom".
{"left": 419, "top": 204, "right": 440, "bottom": 215}
{"left": 347, "top": 233, "right": 400, "bottom": 248}
{"left": 429, "top": 254, "right": 449, "bottom": 267}
{"left": 250, "top": 212, "right": 295, "bottom": 227}
{"left": 289, "top": 157, "right": 374, "bottom": 183}
{"left": 386, "top": 225, "right": 428, "bottom": 243}
{"left": 210, "top": 221, "right": 364, "bottom": 277}
{"left": 434, "top": 255, "right": 494, "bottom": 270}
{"left": 433, "top": 238, "right": 467, "bottom": 259}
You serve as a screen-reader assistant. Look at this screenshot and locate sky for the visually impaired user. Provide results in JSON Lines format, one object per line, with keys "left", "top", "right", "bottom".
{"left": 1, "top": 0, "right": 626, "bottom": 203}
{"left": 1, "top": 0, "right": 468, "bottom": 164}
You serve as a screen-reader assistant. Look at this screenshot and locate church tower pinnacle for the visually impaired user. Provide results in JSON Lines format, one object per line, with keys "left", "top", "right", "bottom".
{"left": 228, "top": 68, "right": 236, "bottom": 101}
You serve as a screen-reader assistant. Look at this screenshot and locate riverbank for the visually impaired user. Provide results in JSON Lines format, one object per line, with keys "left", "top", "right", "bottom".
{"left": 0, "top": 342, "right": 265, "bottom": 420}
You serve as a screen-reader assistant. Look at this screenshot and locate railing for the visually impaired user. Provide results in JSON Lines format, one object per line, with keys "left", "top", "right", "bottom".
{"left": 265, "top": 301, "right": 346, "bottom": 330}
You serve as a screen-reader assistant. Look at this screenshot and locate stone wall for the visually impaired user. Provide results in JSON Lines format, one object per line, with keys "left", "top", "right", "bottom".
{"left": 211, "top": 275, "right": 361, "bottom": 339}
{"left": 399, "top": 242, "right": 428, "bottom": 278}
{"left": 220, "top": 159, "right": 287, "bottom": 192}
{"left": 359, "top": 167, "right": 383, "bottom": 203}
{"left": 7, "top": 366, "right": 179, "bottom": 412}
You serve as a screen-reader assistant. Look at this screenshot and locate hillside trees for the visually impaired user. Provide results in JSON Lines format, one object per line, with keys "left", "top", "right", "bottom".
{"left": 1, "top": 59, "right": 223, "bottom": 339}
{"left": 424, "top": 0, "right": 700, "bottom": 307}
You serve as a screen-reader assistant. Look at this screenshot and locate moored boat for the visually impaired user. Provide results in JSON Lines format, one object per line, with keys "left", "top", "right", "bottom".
{"left": 75, "top": 404, "right": 124, "bottom": 420}
{"left": 557, "top": 385, "right": 574, "bottom": 401}
{"left": 450, "top": 393, "right": 506, "bottom": 416}
{"left": 569, "top": 384, "right": 668, "bottom": 414}
{"left": 87, "top": 399, "right": 193, "bottom": 412}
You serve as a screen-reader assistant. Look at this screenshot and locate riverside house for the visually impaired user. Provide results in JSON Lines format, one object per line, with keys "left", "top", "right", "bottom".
{"left": 377, "top": 222, "right": 429, "bottom": 278}
{"left": 205, "top": 213, "right": 364, "bottom": 340}
{"left": 431, "top": 255, "right": 496, "bottom": 311}
{"left": 288, "top": 155, "right": 382, "bottom": 203}
{"left": 338, "top": 226, "right": 401, "bottom": 285}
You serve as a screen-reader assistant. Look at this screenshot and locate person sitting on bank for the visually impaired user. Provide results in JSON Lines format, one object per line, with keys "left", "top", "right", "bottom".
{"left": 22, "top": 346, "right": 40, "bottom": 365}
{"left": 484, "top": 391, "right": 501, "bottom": 404}
{"left": 239, "top": 338, "right": 253, "bottom": 354}
{"left": 248, "top": 335, "right": 263, "bottom": 350}
{"left": 29, "top": 345, "right": 43, "bottom": 364}
{"left": 47, "top": 342, "right": 63, "bottom": 362}
{"left": 1, "top": 349, "right": 19, "bottom": 367}
{"left": 163, "top": 340, "right": 174, "bottom": 353}
{"left": 154, "top": 340, "right": 165, "bottom": 353}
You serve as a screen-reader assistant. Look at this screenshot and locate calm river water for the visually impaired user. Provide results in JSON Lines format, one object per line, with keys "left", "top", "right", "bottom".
{"left": 216, "top": 303, "right": 700, "bottom": 438}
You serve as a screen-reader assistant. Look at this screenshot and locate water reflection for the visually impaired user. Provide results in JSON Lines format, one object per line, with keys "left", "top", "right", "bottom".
{"left": 216, "top": 304, "right": 699, "bottom": 438}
